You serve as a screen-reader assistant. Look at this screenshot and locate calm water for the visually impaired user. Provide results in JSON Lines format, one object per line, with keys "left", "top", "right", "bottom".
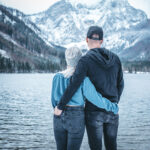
{"left": 0, "top": 73, "right": 150, "bottom": 150}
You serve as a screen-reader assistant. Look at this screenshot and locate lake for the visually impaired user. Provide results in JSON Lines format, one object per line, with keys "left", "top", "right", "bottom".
{"left": 0, "top": 73, "right": 150, "bottom": 150}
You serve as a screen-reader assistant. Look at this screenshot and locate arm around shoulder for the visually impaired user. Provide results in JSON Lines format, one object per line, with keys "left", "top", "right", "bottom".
{"left": 83, "top": 77, "right": 119, "bottom": 114}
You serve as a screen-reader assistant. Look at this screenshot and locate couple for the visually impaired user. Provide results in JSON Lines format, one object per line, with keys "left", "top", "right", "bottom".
{"left": 51, "top": 26, "right": 124, "bottom": 150}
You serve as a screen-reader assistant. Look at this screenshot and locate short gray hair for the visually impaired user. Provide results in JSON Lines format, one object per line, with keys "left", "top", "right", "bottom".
{"left": 65, "top": 46, "right": 82, "bottom": 67}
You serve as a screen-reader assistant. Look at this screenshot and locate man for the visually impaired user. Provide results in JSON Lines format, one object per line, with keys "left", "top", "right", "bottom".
{"left": 55, "top": 26, "right": 124, "bottom": 150}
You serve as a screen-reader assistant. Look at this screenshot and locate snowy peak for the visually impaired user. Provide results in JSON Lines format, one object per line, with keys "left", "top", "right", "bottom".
{"left": 28, "top": 0, "right": 147, "bottom": 46}
{"left": 46, "top": 1, "right": 74, "bottom": 18}
{"left": 27, "top": 0, "right": 150, "bottom": 61}
{"left": 0, "top": 0, "right": 149, "bottom": 61}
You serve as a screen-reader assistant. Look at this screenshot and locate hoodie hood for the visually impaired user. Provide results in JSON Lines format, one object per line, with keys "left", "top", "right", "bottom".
{"left": 87, "top": 48, "right": 115, "bottom": 68}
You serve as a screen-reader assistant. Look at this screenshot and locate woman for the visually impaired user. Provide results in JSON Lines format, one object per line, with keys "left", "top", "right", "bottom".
{"left": 51, "top": 46, "right": 118, "bottom": 150}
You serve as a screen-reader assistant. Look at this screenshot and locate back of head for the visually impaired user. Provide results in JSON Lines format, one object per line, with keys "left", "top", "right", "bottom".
{"left": 86, "top": 26, "right": 103, "bottom": 49}
{"left": 61, "top": 46, "right": 82, "bottom": 78}
{"left": 87, "top": 26, "right": 103, "bottom": 41}
{"left": 65, "top": 46, "right": 82, "bottom": 67}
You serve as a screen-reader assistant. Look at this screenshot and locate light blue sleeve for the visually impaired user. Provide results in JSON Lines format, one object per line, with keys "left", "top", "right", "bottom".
{"left": 51, "top": 75, "right": 57, "bottom": 108}
{"left": 83, "top": 77, "right": 119, "bottom": 114}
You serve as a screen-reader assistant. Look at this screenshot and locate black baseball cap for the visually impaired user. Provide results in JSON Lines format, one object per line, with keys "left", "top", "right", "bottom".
{"left": 87, "top": 26, "right": 103, "bottom": 40}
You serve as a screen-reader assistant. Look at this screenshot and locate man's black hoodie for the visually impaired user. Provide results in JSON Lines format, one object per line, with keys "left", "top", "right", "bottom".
{"left": 57, "top": 48, "right": 124, "bottom": 112}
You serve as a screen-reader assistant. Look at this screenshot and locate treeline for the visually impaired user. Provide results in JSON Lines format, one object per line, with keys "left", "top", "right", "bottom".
{"left": 0, "top": 54, "right": 31, "bottom": 73}
{"left": 0, "top": 54, "right": 65, "bottom": 73}
{"left": 1, "top": 54, "right": 150, "bottom": 73}
{"left": 122, "top": 61, "right": 150, "bottom": 73}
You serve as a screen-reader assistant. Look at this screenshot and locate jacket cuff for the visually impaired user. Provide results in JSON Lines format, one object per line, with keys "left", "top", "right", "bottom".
{"left": 57, "top": 104, "right": 65, "bottom": 110}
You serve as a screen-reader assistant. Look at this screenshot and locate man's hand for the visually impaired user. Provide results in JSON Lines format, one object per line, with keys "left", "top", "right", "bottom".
{"left": 54, "top": 106, "right": 62, "bottom": 116}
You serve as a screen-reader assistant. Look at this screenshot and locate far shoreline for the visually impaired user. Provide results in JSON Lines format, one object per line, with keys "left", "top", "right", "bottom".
{"left": 0, "top": 71, "right": 150, "bottom": 75}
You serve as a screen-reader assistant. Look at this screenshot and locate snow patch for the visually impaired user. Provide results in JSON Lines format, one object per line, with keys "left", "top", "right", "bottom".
{"left": 30, "top": 15, "right": 37, "bottom": 22}
{"left": 0, "top": 49, "right": 10, "bottom": 59}
{"left": 0, "top": 31, "right": 19, "bottom": 46}
{"left": 67, "top": 0, "right": 101, "bottom": 8}
{"left": 140, "top": 52, "right": 146, "bottom": 59}
{"left": 13, "top": 10, "right": 17, "bottom": 16}
{"left": 0, "top": 10, "right": 2, "bottom": 15}
{"left": 64, "top": 41, "right": 87, "bottom": 49}
{"left": 4, "top": 15, "right": 12, "bottom": 23}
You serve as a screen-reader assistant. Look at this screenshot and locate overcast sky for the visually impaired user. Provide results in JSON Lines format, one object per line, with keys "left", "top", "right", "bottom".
{"left": 0, "top": 0, "right": 150, "bottom": 18}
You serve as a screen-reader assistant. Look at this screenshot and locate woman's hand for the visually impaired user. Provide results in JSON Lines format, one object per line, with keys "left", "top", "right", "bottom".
{"left": 54, "top": 106, "right": 62, "bottom": 116}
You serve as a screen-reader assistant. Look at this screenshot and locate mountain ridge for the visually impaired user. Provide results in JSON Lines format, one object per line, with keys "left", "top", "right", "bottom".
{"left": 28, "top": 0, "right": 150, "bottom": 61}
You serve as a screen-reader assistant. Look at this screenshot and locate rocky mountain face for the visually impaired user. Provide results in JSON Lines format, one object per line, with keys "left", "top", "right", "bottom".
{"left": 0, "top": 5, "right": 66, "bottom": 73}
{"left": 28, "top": 0, "right": 150, "bottom": 61}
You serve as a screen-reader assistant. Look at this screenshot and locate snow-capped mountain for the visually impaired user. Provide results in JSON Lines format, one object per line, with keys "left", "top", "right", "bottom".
{"left": 28, "top": 0, "right": 150, "bottom": 61}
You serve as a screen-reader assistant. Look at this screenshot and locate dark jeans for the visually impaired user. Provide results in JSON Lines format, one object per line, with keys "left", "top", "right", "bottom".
{"left": 85, "top": 111, "right": 119, "bottom": 150}
{"left": 53, "top": 106, "right": 85, "bottom": 150}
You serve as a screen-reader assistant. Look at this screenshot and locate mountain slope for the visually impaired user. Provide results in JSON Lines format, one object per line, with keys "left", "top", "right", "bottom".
{"left": 0, "top": 5, "right": 66, "bottom": 73}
